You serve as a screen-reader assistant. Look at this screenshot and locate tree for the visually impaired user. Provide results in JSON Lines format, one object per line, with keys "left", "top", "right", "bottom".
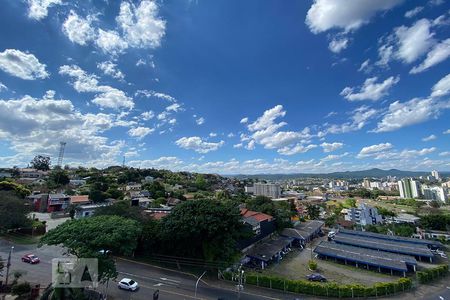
{"left": 430, "top": 200, "right": 441, "bottom": 208}
{"left": 30, "top": 155, "right": 51, "bottom": 171}
{"left": 306, "top": 204, "right": 320, "bottom": 220}
{"left": 0, "top": 181, "right": 31, "bottom": 198}
{"left": 39, "top": 215, "right": 141, "bottom": 282}
{"left": 344, "top": 198, "right": 357, "bottom": 208}
{"left": 159, "top": 200, "right": 243, "bottom": 263}
{"left": 48, "top": 168, "right": 70, "bottom": 188}
{"left": 0, "top": 191, "right": 31, "bottom": 231}
{"left": 94, "top": 201, "right": 143, "bottom": 221}
{"left": 376, "top": 206, "right": 396, "bottom": 217}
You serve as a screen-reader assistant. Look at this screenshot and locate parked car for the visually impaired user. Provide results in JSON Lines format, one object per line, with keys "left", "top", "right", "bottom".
{"left": 21, "top": 254, "right": 40, "bottom": 264}
{"left": 118, "top": 278, "right": 139, "bottom": 291}
{"left": 306, "top": 273, "right": 327, "bottom": 282}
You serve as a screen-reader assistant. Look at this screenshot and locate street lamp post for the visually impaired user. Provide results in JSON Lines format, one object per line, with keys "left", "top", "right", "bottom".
{"left": 194, "top": 270, "right": 207, "bottom": 298}
{"left": 236, "top": 265, "right": 244, "bottom": 300}
{"left": 5, "top": 246, "right": 14, "bottom": 286}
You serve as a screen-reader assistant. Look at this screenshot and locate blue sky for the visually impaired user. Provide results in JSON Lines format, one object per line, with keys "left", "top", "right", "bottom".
{"left": 0, "top": 0, "right": 449, "bottom": 174}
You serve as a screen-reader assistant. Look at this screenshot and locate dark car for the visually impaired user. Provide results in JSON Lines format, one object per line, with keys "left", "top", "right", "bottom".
{"left": 306, "top": 273, "right": 327, "bottom": 282}
{"left": 22, "top": 254, "right": 40, "bottom": 264}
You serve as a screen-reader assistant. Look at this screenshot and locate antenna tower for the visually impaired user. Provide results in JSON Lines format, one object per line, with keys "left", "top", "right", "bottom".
{"left": 122, "top": 156, "right": 126, "bottom": 168}
{"left": 57, "top": 142, "right": 66, "bottom": 166}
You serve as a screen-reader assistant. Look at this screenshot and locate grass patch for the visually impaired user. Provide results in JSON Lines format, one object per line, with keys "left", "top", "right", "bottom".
{"left": 1, "top": 233, "right": 41, "bottom": 245}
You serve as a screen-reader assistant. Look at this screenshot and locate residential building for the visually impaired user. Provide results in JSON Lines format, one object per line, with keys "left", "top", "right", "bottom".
{"left": 343, "top": 203, "right": 382, "bottom": 226}
{"left": 19, "top": 168, "right": 46, "bottom": 179}
{"left": 281, "top": 220, "right": 324, "bottom": 246}
{"left": 239, "top": 208, "right": 276, "bottom": 250}
{"left": 431, "top": 170, "right": 440, "bottom": 180}
{"left": 70, "top": 195, "right": 91, "bottom": 206}
{"left": 398, "top": 178, "right": 421, "bottom": 199}
{"left": 362, "top": 178, "right": 371, "bottom": 189}
{"left": 245, "top": 183, "right": 281, "bottom": 199}
{"left": 392, "top": 213, "right": 420, "bottom": 224}
{"left": 126, "top": 183, "right": 142, "bottom": 192}
{"left": 47, "top": 194, "right": 70, "bottom": 212}
{"left": 422, "top": 186, "right": 447, "bottom": 202}
{"left": 74, "top": 203, "right": 110, "bottom": 219}
{"left": 69, "top": 179, "right": 86, "bottom": 186}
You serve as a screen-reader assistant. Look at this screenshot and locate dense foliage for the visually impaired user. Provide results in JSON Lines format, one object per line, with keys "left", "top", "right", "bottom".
{"left": 0, "top": 181, "right": 31, "bottom": 198}
{"left": 246, "top": 196, "right": 295, "bottom": 229}
{"left": 39, "top": 215, "right": 141, "bottom": 281}
{"left": 30, "top": 155, "right": 51, "bottom": 171}
{"left": 420, "top": 214, "right": 450, "bottom": 231}
{"left": 0, "top": 191, "right": 31, "bottom": 231}
{"left": 158, "top": 199, "right": 244, "bottom": 263}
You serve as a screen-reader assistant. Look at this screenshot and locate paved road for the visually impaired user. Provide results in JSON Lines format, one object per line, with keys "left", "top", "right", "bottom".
{"left": 0, "top": 240, "right": 305, "bottom": 299}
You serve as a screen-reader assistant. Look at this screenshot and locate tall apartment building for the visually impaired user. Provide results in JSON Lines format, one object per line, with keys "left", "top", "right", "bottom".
{"left": 398, "top": 178, "right": 421, "bottom": 199}
{"left": 431, "top": 170, "right": 440, "bottom": 180}
{"left": 362, "top": 178, "right": 371, "bottom": 189}
{"left": 344, "top": 203, "right": 382, "bottom": 226}
{"left": 245, "top": 183, "right": 281, "bottom": 199}
{"left": 422, "top": 186, "right": 447, "bottom": 202}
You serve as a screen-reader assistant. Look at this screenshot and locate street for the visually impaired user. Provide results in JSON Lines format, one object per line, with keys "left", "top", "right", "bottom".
{"left": 0, "top": 239, "right": 304, "bottom": 299}
{"left": 2, "top": 238, "right": 449, "bottom": 300}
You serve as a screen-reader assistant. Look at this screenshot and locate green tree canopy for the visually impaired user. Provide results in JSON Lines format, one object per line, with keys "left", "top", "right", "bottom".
{"left": 0, "top": 191, "right": 31, "bottom": 231}
{"left": 0, "top": 181, "right": 31, "bottom": 198}
{"left": 48, "top": 168, "right": 70, "bottom": 188}
{"left": 30, "top": 155, "right": 51, "bottom": 171}
{"left": 94, "top": 200, "right": 143, "bottom": 221}
{"left": 159, "top": 199, "right": 243, "bottom": 263}
{"left": 39, "top": 215, "right": 141, "bottom": 281}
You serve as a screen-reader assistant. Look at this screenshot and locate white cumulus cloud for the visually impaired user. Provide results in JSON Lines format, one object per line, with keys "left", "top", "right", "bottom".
{"left": 27, "top": 0, "right": 61, "bottom": 20}
{"left": 175, "top": 136, "right": 224, "bottom": 153}
{"left": 305, "top": 0, "right": 403, "bottom": 33}
{"left": 62, "top": 11, "right": 97, "bottom": 46}
{"left": 320, "top": 142, "right": 344, "bottom": 152}
{"left": 340, "top": 76, "right": 400, "bottom": 101}
{"left": 128, "top": 126, "right": 154, "bottom": 139}
{"left": 0, "top": 49, "right": 49, "bottom": 80}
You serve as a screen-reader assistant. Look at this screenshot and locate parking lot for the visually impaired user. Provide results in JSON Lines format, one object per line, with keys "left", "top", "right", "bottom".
{"left": 259, "top": 237, "right": 399, "bottom": 285}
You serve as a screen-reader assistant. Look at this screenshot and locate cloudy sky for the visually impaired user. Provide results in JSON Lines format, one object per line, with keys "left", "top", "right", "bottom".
{"left": 0, "top": 0, "right": 449, "bottom": 174}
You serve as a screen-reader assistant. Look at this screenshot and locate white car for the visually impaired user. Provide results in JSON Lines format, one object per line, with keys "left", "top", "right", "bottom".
{"left": 118, "top": 278, "right": 139, "bottom": 291}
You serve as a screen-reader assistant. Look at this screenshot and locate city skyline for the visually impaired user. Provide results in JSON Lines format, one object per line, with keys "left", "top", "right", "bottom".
{"left": 0, "top": 0, "right": 449, "bottom": 174}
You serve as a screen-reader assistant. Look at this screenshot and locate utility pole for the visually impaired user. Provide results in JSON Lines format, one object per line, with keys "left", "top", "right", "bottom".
{"left": 5, "top": 246, "right": 14, "bottom": 286}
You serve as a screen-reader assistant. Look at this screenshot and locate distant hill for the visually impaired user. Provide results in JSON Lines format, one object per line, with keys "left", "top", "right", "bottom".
{"left": 230, "top": 168, "right": 448, "bottom": 180}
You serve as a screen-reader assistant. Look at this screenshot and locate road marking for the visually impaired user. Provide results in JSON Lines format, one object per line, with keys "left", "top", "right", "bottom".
{"left": 438, "top": 296, "right": 444, "bottom": 300}
{"left": 160, "top": 277, "right": 181, "bottom": 283}
{"left": 153, "top": 283, "right": 164, "bottom": 287}
{"left": 118, "top": 271, "right": 179, "bottom": 286}
{"left": 139, "top": 283, "right": 206, "bottom": 299}
{"left": 115, "top": 256, "right": 209, "bottom": 286}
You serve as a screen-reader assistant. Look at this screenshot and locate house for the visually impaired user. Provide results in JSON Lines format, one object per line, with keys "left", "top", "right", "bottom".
{"left": 74, "top": 203, "right": 110, "bottom": 219}
{"left": 47, "top": 194, "right": 70, "bottom": 212}
{"left": 0, "top": 171, "right": 12, "bottom": 178}
{"left": 70, "top": 195, "right": 91, "bottom": 206}
{"left": 27, "top": 193, "right": 49, "bottom": 212}
{"left": 19, "top": 168, "right": 45, "bottom": 179}
{"left": 69, "top": 179, "right": 86, "bottom": 186}
{"left": 166, "top": 197, "right": 181, "bottom": 206}
{"left": 126, "top": 183, "right": 142, "bottom": 192}
{"left": 142, "top": 176, "right": 154, "bottom": 184}
{"left": 391, "top": 213, "right": 420, "bottom": 224}
{"left": 144, "top": 207, "right": 173, "bottom": 220}
{"left": 131, "top": 197, "right": 152, "bottom": 208}
{"left": 239, "top": 209, "right": 276, "bottom": 250}
{"left": 281, "top": 220, "right": 324, "bottom": 246}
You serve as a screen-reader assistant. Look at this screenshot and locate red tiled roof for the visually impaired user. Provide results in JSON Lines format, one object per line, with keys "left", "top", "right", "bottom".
{"left": 150, "top": 212, "right": 169, "bottom": 220}
{"left": 70, "top": 195, "right": 90, "bottom": 204}
{"left": 240, "top": 208, "right": 273, "bottom": 222}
